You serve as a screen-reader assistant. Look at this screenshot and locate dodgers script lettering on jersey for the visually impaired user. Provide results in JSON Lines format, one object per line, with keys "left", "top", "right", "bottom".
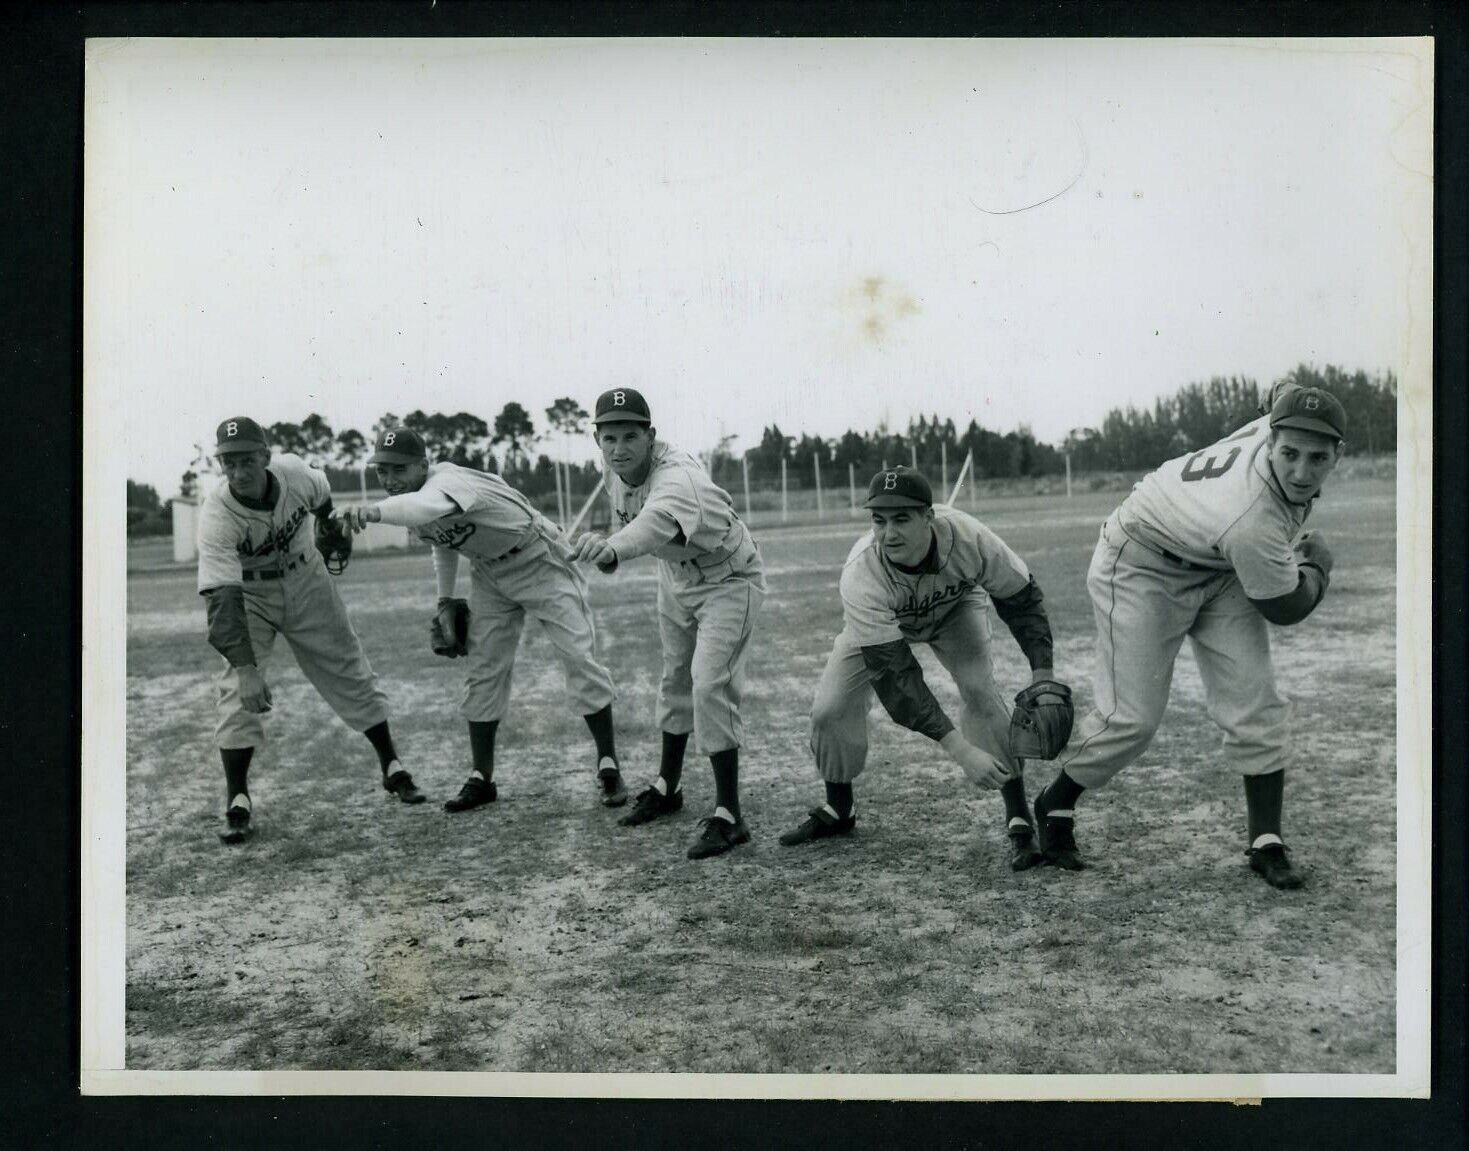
{"left": 605, "top": 440, "right": 742, "bottom": 563}
{"left": 196, "top": 453, "right": 329, "bottom": 591}
{"left": 840, "top": 505, "right": 1033, "bottom": 646}
{"left": 411, "top": 462, "right": 544, "bottom": 561}
{"left": 1120, "top": 416, "right": 1310, "bottom": 600}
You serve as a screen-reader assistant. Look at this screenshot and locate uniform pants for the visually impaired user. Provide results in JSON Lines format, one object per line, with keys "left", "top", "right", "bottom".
{"left": 655, "top": 559, "right": 765, "bottom": 755}
{"left": 461, "top": 533, "right": 617, "bottom": 723}
{"left": 1058, "top": 515, "right": 1290, "bottom": 788}
{"left": 215, "top": 561, "right": 389, "bottom": 750}
{"left": 809, "top": 596, "right": 1018, "bottom": 784}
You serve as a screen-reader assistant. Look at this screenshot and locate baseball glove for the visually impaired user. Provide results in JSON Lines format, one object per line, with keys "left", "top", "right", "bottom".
{"left": 431, "top": 597, "right": 471, "bottom": 658}
{"left": 1009, "top": 679, "right": 1075, "bottom": 761}
{"left": 314, "top": 514, "right": 353, "bottom": 575}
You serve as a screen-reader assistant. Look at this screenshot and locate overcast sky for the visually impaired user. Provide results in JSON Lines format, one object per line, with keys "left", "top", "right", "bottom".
{"left": 86, "top": 37, "right": 1432, "bottom": 498}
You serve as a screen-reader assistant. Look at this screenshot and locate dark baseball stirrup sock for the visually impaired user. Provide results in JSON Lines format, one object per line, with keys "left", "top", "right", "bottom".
{"left": 363, "top": 721, "right": 399, "bottom": 773}
{"left": 1000, "top": 773, "right": 1031, "bottom": 825}
{"left": 659, "top": 730, "right": 690, "bottom": 793}
{"left": 710, "top": 748, "right": 741, "bottom": 822}
{"left": 221, "top": 747, "right": 254, "bottom": 803}
{"left": 824, "top": 781, "right": 854, "bottom": 819}
{"left": 468, "top": 720, "right": 499, "bottom": 781}
{"left": 583, "top": 704, "right": 616, "bottom": 763}
{"left": 1243, "top": 769, "right": 1285, "bottom": 845}
{"left": 1041, "top": 769, "right": 1085, "bottom": 812}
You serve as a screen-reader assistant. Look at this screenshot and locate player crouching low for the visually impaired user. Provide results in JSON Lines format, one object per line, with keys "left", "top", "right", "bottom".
{"left": 571, "top": 388, "right": 766, "bottom": 860}
{"left": 197, "top": 417, "right": 426, "bottom": 845}
{"left": 777, "top": 466, "right": 1072, "bottom": 871}
{"left": 340, "top": 427, "right": 626, "bottom": 812}
{"left": 1031, "top": 384, "right": 1346, "bottom": 889}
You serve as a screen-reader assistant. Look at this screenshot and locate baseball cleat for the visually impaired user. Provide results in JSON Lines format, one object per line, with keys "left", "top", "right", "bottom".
{"left": 1247, "top": 844, "right": 1304, "bottom": 890}
{"left": 687, "top": 814, "right": 751, "bottom": 860}
{"left": 778, "top": 806, "right": 856, "bottom": 847}
{"left": 619, "top": 785, "right": 683, "bottom": 827}
{"left": 219, "top": 803, "right": 252, "bottom": 845}
{"left": 1008, "top": 823, "right": 1044, "bottom": 872}
{"left": 443, "top": 775, "right": 497, "bottom": 813}
{"left": 1033, "top": 787, "right": 1087, "bottom": 870}
{"left": 598, "top": 760, "right": 629, "bottom": 807}
{"left": 383, "top": 768, "right": 427, "bottom": 805}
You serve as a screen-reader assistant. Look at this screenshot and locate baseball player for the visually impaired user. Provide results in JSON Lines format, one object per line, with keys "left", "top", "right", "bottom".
{"left": 340, "top": 427, "right": 626, "bottom": 811}
{"left": 1032, "top": 385, "right": 1347, "bottom": 889}
{"left": 197, "top": 417, "right": 425, "bottom": 845}
{"left": 570, "top": 388, "right": 766, "bottom": 860}
{"left": 777, "top": 466, "right": 1061, "bottom": 871}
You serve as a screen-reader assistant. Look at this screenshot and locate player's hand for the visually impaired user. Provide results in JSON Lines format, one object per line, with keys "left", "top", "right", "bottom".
{"left": 1294, "top": 530, "right": 1334, "bottom": 577}
{"left": 941, "top": 731, "right": 1010, "bottom": 790}
{"left": 572, "top": 531, "right": 612, "bottom": 566}
{"left": 594, "top": 545, "right": 620, "bottom": 572}
{"left": 237, "top": 665, "right": 273, "bottom": 713}
{"left": 340, "top": 506, "right": 378, "bottom": 534}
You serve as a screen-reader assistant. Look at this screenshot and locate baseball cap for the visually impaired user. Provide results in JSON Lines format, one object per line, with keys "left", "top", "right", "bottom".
{"left": 1269, "top": 386, "right": 1346, "bottom": 442}
{"left": 214, "top": 417, "right": 269, "bottom": 454}
{"left": 864, "top": 465, "right": 934, "bottom": 509}
{"left": 368, "top": 426, "right": 428, "bottom": 465}
{"left": 592, "top": 388, "right": 652, "bottom": 425}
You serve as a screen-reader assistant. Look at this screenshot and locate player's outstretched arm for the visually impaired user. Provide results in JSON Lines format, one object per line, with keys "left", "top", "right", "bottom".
{"left": 992, "top": 574, "right": 1056, "bottom": 674}
{"left": 859, "top": 640, "right": 1005, "bottom": 786}
{"left": 203, "top": 585, "right": 272, "bottom": 712}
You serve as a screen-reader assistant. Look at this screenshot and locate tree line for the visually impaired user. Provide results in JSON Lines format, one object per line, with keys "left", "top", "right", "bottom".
{"left": 133, "top": 364, "right": 1395, "bottom": 534}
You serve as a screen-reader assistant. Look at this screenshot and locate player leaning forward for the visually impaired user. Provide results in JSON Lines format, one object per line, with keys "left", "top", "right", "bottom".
{"left": 571, "top": 388, "right": 766, "bottom": 860}
{"left": 197, "top": 418, "right": 426, "bottom": 845}
{"left": 340, "top": 426, "right": 626, "bottom": 810}
{"left": 1031, "top": 385, "right": 1346, "bottom": 889}
{"left": 779, "top": 465, "right": 1067, "bottom": 871}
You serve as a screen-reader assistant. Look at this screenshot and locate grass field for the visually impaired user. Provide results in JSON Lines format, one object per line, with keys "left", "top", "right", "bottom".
{"left": 124, "top": 478, "right": 1397, "bottom": 1074}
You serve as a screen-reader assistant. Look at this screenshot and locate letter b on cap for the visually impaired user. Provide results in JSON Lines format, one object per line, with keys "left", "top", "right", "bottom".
{"left": 227, "top": 421, "right": 239, "bottom": 437}
{"left": 613, "top": 390, "right": 626, "bottom": 407}
{"left": 384, "top": 431, "right": 397, "bottom": 446}
{"left": 883, "top": 472, "right": 897, "bottom": 490}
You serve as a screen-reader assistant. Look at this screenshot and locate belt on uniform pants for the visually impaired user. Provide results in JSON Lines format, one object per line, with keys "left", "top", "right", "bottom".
{"left": 487, "top": 540, "right": 529, "bottom": 563}
{"left": 1113, "top": 519, "right": 1212, "bottom": 572}
{"left": 241, "top": 554, "right": 309, "bottom": 581}
{"left": 680, "top": 533, "right": 749, "bottom": 571}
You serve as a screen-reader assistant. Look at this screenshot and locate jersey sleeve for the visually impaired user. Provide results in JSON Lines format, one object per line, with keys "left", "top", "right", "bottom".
{"left": 195, "top": 499, "right": 244, "bottom": 592}
{"left": 1218, "top": 507, "right": 1300, "bottom": 600}
{"left": 276, "top": 453, "right": 331, "bottom": 511}
{"left": 605, "top": 507, "right": 683, "bottom": 562}
{"left": 971, "top": 521, "right": 1033, "bottom": 599}
{"left": 639, "top": 466, "right": 707, "bottom": 542}
{"left": 426, "top": 467, "right": 480, "bottom": 516}
{"left": 839, "top": 558, "right": 903, "bottom": 646}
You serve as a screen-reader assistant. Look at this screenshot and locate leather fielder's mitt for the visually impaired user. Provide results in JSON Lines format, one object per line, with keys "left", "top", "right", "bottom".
{"left": 1009, "top": 679, "right": 1075, "bottom": 760}
{"left": 431, "top": 597, "right": 471, "bottom": 658}
{"left": 314, "top": 514, "right": 353, "bottom": 575}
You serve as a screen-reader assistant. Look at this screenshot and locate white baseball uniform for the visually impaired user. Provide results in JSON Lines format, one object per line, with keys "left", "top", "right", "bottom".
{"left": 602, "top": 440, "right": 765, "bottom": 755}
{"left": 1059, "top": 416, "right": 1310, "bottom": 787}
{"left": 381, "top": 462, "right": 616, "bottom": 723}
{"left": 196, "top": 452, "right": 388, "bottom": 750}
{"left": 811, "top": 504, "right": 1045, "bottom": 783}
